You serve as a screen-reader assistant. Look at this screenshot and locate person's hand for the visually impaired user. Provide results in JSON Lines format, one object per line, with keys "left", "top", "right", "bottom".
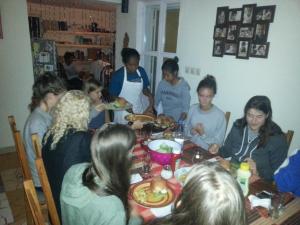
{"left": 194, "top": 123, "right": 205, "bottom": 136}
{"left": 131, "top": 120, "right": 144, "bottom": 130}
{"left": 245, "top": 158, "right": 258, "bottom": 176}
{"left": 208, "top": 143, "right": 220, "bottom": 155}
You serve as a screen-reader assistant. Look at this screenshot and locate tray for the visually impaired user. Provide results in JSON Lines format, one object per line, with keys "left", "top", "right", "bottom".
{"left": 125, "top": 114, "right": 155, "bottom": 123}
{"left": 105, "top": 102, "right": 132, "bottom": 111}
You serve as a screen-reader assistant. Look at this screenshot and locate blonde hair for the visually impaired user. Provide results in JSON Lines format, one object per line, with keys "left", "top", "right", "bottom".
{"left": 44, "top": 90, "right": 91, "bottom": 149}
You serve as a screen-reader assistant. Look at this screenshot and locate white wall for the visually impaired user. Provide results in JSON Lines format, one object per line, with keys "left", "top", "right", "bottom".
{"left": 0, "top": 0, "right": 34, "bottom": 149}
{"left": 116, "top": 0, "right": 300, "bottom": 151}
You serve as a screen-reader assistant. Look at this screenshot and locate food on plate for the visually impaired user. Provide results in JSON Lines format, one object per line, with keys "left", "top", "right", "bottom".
{"left": 135, "top": 179, "right": 168, "bottom": 204}
{"left": 158, "top": 143, "right": 173, "bottom": 153}
{"left": 178, "top": 173, "right": 188, "bottom": 184}
{"left": 114, "top": 97, "right": 128, "bottom": 108}
{"left": 163, "top": 131, "right": 173, "bottom": 139}
{"left": 150, "top": 178, "right": 168, "bottom": 195}
{"left": 155, "top": 115, "right": 175, "bottom": 128}
{"left": 174, "top": 167, "right": 192, "bottom": 185}
{"left": 125, "top": 114, "right": 155, "bottom": 123}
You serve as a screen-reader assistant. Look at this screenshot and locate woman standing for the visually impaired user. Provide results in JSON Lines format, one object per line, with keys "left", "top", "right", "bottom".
{"left": 109, "top": 48, "right": 154, "bottom": 124}
{"left": 185, "top": 75, "right": 226, "bottom": 151}
{"left": 42, "top": 90, "right": 92, "bottom": 219}
{"left": 155, "top": 57, "right": 191, "bottom": 122}
{"left": 210, "top": 96, "right": 288, "bottom": 182}
{"left": 60, "top": 124, "right": 142, "bottom": 225}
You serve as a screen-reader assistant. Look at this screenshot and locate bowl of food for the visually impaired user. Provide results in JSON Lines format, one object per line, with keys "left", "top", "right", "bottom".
{"left": 147, "top": 139, "right": 181, "bottom": 165}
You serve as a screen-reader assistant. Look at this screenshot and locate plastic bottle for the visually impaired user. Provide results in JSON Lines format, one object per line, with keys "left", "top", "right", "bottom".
{"left": 236, "top": 162, "right": 251, "bottom": 196}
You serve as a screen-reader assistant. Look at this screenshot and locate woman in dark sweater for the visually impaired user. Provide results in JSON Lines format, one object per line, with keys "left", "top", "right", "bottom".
{"left": 42, "top": 90, "right": 92, "bottom": 219}
{"left": 210, "top": 95, "right": 288, "bottom": 182}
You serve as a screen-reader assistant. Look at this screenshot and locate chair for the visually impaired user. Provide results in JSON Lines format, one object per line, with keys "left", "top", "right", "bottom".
{"left": 285, "top": 130, "right": 294, "bottom": 148}
{"left": 8, "top": 115, "right": 17, "bottom": 134}
{"left": 23, "top": 179, "right": 45, "bottom": 225}
{"left": 31, "top": 133, "right": 42, "bottom": 158}
{"left": 35, "top": 157, "right": 61, "bottom": 225}
{"left": 224, "top": 111, "right": 231, "bottom": 133}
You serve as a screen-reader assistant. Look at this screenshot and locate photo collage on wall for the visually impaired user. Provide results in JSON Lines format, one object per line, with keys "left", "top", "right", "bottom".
{"left": 212, "top": 4, "right": 276, "bottom": 59}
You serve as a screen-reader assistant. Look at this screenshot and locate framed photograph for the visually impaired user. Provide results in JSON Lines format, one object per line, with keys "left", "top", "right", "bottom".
{"left": 212, "top": 40, "right": 224, "bottom": 57}
{"left": 255, "top": 5, "right": 276, "bottom": 22}
{"left": 213, "top": 26, "right": 227, "bottom": 40}
{"left": 227, "top": 24, "right": 238, "bottom": 41}
{"left": 228, "top": 8, "right": 242, "bottom": 23}
{"left": 250, "top": 42, "right": 270, "bottom": 58}
{"left": 242, "top": 4, "right": 256, "bottom": 24}
{"left": 253, "top": 23, "right": 269, "bottom": 44}
{"left": 224, "top": 42, "right": 238, "bottom": 55}
{"left": 215, "top": 7, "right": 229, "bottom": 25}
{"left": 238, "top": 26, "right": 255, "bottom": 39}
{"left": 236, "top": 40, "right": 250, "bottom": 59}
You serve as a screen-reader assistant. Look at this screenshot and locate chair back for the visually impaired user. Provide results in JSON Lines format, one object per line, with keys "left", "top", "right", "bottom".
{"left": 8, "top": 115, "right": 17, "bottom": 133}
{"left": 285, "top": 130, "right": 294, "bottom": 148}
{"left": 225, "top": 111, "right": 231, "bottom": 133}
{"left": 23, "top": 179, "right": 45, "bottom": 225}
{"left": 14, "top": 130, "right": 32, "bottom": 180}
{"left": 31, "top": 133, "right": 42, "bottom": 158}
{"left": 35, "top": 157, "right": 61, "bottom": 225}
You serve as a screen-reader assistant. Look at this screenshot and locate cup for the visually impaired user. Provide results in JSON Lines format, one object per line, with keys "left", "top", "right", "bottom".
{"left": 269, "top": 193, "right": 285, "bottom": 219}
{"left": 141, "top": 152, "right": 152, "bottom": 179}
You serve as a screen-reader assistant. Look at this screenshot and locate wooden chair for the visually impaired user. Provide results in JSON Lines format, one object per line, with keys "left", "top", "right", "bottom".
{"left": 225, "top": 111, "right": 231, "bottom": 133}
{"left": 23, "top": 179, "right": 45, "bottom": 225}
{"left": 285, "top": 130, "right": 294, "bottom": 148}
{"left": 31, "top": 133, "right": 42, "bottom": 158}
{"left": 35, "top": 157, "right": 61, "bottom": 225}
{"left": 8, "top": 115, "right": 17, "bottom": 134}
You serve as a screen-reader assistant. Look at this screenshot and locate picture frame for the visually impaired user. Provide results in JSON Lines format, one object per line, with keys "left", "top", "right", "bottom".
{"left": 228, "top": 8, "right": 242, "bottom": 23}
{"left": 254, "top": 5, "right": 276, "bottom": 23}
{"left": 238, "top": 26, "right": 255, "bottom": 39}
{"left": 242, "top": 4, "right": 256, "bottom": 24}
{"left": 253, "top": 23, "right": 269, "bottom": 44}
{"left": 213, "top": 26, "right": 227, "bottom": 40}
{"left": 224, "top": 42, "right": 238, "bottom": 55}
{"left": 227, "top": 24, "right": 238, "bottom": 42}
{"left": 250, "top": 42, "right": 270, "bottom": 58}
{"left": 215, "top": 6, "right": 229, "bottom": 25}
{"left": 212, "top": 40, "right": 224, "bottom": 57}
{"left": 236, "top": 40, "right": 250, "bottom": 59}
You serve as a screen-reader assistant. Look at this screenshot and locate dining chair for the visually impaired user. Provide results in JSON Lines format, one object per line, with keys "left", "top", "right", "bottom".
{"left": 224, "top": 111, "right": 231, "bottom": 133}
{"left": 35, "top": 157, "right": 61, "bottom": 225}
{"left": 23, "top": 179, "right": 45, "bottom": 225}
{"left": 31, "top": 133, "right": 42, "bottom": 158}
{"left": 284, "top": 130, "right": 294, "bottom": 149}
{"left": 8, "top": 115, "right": 17, "bottom": 134}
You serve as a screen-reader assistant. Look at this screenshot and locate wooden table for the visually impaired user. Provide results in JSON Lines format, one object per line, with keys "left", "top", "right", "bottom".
{"left": 130, "top": 139, "right": 300, "bottom": 225}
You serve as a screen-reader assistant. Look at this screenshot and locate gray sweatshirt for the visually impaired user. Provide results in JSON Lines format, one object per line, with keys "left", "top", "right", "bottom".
{"left": 184, "top": 104, "right": 226, "bottom": 150}
{"left": 155, "top": 78, "right": 191, "bottom": 121}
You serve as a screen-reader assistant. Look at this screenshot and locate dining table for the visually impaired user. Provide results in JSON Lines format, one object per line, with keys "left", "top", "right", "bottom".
{"left": 129, "top": 136, "right": 300, "bottom": 225}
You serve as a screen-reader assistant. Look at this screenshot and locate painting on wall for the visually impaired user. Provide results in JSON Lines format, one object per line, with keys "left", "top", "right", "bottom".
{"left": 212, "top": 4, "right": 275, "bottom": 59}
{"left": 0, "top": 12, "right": 3, "bottom": 39}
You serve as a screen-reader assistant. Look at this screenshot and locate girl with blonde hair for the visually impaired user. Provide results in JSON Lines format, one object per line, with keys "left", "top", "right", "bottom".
{"left": 147, "top": 162, "right": 247, "bottom": 225}
{"left": 42, "top": 90, "right": 92, "bottom": 220}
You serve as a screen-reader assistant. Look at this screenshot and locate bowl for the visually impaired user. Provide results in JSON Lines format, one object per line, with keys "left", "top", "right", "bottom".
{"left": 148, "top": 139, "right": 181, "bottom": 165}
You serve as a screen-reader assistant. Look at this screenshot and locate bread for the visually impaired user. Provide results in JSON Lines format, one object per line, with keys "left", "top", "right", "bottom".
{"left": 150, "top": 178, "right": 168, "bottom": 194}
{"left": 115, "top": 97, "right": 127, "bottom": 107}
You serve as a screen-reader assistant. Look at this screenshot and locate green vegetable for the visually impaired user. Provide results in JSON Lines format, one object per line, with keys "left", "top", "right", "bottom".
{"left": 158, "top": 143, "right": 173, "bottom": 153}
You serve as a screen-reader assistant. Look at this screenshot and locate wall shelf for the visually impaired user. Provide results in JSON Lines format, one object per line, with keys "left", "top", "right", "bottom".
{"left": 44, "top": 30, "right": 115, "bottom": 37}
{"left": 56, "top": 43, "right": 112, "bottom": 49}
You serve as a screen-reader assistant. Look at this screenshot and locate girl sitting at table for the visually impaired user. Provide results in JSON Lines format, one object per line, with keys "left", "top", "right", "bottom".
{"left": 210, "top": 95, "right": 288, "bottom": 182}
{"left": 147, "top": 162, "right": 247, "bottom": 225}
{"left": 60, "top": 124, "right": 142, "bottom": 225}
{"left": 42, "top": 90, "right": 93, "bottom": 219}
{"left": 155, "top": 57, "right": 191, "bottom": 122}
{"left": 82, "top": 78, "right": 110, "bottom": 129}
{"left": 184, "top": 75, "right": 226, "bottom": 151}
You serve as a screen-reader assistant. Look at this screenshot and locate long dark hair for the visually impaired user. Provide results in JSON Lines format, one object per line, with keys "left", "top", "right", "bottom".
{"left": 196, "top": 75, "right": 217, "bottom": 94}
{"left": 29, "top": 73, "right": 66, "bottom": 112}
{"left": 147, "top": 162, "right": 247, "bottom": 225}
{"left": 236, "top": 95, "right": 283, "bottom": 147}
{"left": 121, "top": 48, "right": 140, "bottom": 64}
{"left": 82, "top": 124, "right": 136, "bottom": 223}
{"left": 161, "top": 57, "right": 179, "bottom": 77}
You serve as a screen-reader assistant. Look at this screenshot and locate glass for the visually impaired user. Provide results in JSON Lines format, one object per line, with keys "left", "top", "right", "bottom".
{"left": 164, "top": 4, "right": 180, "bottom": 53}
{"left": 141, "top": 152, "right": 152, "bottom": 179}
{"left": 145, "top": 5, "right": 160, "bottom": 51}
{"left": 269, "top": 193, "right": 285, "bottom": 219}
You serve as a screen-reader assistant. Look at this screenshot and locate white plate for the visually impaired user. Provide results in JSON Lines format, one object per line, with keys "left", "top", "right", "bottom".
{"left": 174, "top": 167, "right": 192, "bottom": 185}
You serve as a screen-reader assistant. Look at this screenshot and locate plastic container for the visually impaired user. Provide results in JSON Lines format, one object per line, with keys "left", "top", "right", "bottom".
{"left": 236, "top": 162, "right": 251, "bottom": 196}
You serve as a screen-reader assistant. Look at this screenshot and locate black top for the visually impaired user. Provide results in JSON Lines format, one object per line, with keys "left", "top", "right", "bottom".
{"left": 42, "top": 130, "right": 92, "bottom": 220}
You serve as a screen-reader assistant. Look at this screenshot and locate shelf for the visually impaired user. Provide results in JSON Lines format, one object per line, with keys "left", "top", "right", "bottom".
{"left": 56, "top": 43, "right": 112, "bottom": 49}
{"left": 44, "top": 30, "right": 115, "bottom": 36}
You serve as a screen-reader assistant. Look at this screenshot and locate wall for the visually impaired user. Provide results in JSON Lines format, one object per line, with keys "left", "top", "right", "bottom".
{"left": 0, "top": 0, "right": 34, "bottom": 149}
{"left": 115, "top": 0, "right": 300, "bottom": 151}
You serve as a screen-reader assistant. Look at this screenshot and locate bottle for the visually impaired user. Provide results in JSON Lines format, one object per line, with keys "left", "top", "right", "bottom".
{"left": 171, "top": 147, "right": 182, "bottom": 172}
{"left": 236, "top": 162, "right": 251, "bottom": 196}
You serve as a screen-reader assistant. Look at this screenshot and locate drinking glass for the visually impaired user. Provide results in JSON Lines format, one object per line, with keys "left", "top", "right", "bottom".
{"left": 141, "top": 152, "right": 152, "bottom": 179}
{"left": 269, "top": 193, "right": 285, "bottom": 219}
{"left": 192, "top": 148, "right": 203, "bottom": 164}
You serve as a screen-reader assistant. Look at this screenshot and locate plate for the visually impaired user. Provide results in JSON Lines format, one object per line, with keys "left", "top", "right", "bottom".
{"left": 130, "top": 180, "right": 175, "bottom": 208}
{"left": 174, "top": 167, "right": 192, "bottom": 185}
{"left": 125, "top": 114, "right": 155, "bottom": 123}
{"left": 105, "top": 102, "right": 132, "bottom": 111}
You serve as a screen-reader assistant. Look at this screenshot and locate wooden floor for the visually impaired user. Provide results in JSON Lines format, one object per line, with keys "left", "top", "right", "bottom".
{"left": 0, "top": 150, "right": 27, "bottom": 225}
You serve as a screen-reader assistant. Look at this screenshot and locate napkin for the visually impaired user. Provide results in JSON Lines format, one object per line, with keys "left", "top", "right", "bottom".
{"left": 150, "top": 204, "right": 172, "bottom": 217}
{"left": 130, "top": 173, "right": 143, "bottom": 184}
{"left": 248, "top": 194, "right": 271, "bottom": 209}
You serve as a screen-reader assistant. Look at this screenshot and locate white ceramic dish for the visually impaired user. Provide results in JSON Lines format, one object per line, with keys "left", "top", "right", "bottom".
{"left": 174, "top": 167, "right": 192, "bottom": 185}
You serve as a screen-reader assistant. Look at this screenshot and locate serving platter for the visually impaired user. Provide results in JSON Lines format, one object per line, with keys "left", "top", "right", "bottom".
{"left": 130, "top": 180, "right": 175, "bottom": 208}
{"left": 125, "top": 114, "right": 155, "bottom": 123}
{"left": 105, "top": 102, "right": 132, "bottom": 111}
